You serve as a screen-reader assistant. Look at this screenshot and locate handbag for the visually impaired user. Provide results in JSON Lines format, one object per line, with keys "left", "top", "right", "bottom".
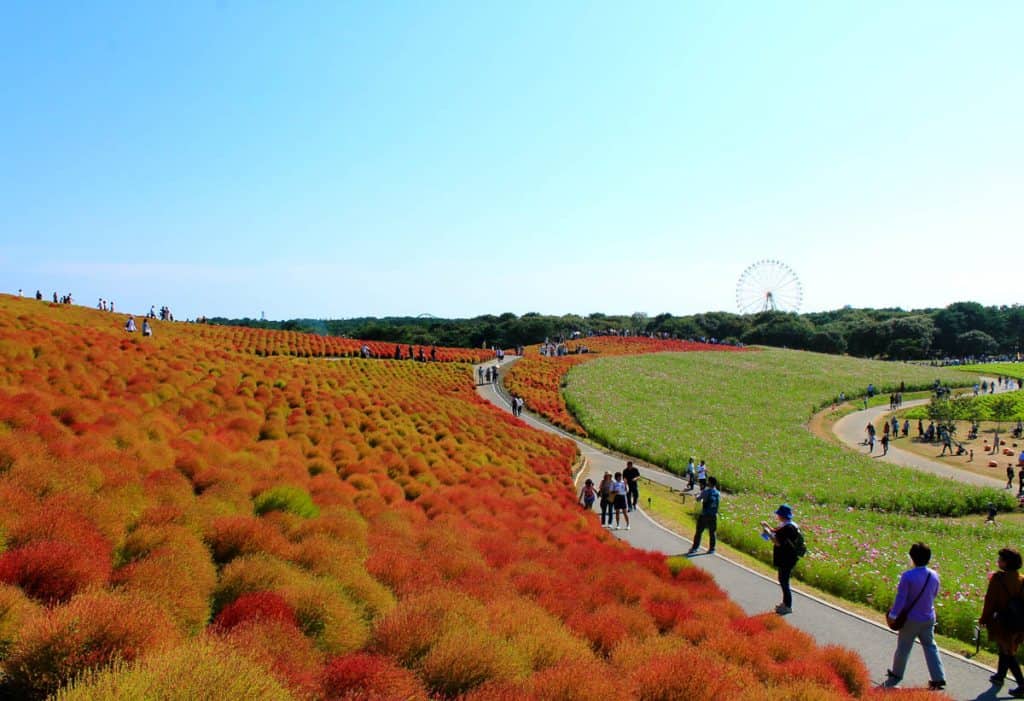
{"left": 886, "top": 574, "right": 931, "bottom": 631}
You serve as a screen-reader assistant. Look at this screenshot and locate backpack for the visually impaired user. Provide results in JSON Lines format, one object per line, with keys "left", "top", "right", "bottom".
{"left": 995, "top": 577, "right": 1024, "bottom": 633}
{"left": 788, "top": 527, "right": 807, "bottom": 558}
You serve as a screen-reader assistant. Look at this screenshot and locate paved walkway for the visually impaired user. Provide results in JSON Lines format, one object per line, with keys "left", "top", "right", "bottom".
{"left": 832, "top": 386, "right": 1017, "bottom": 490}
{"left": 475, "top": 357, "right": 1000, "bottom": 700}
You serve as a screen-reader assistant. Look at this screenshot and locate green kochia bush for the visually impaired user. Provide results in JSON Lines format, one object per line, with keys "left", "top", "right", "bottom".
{"left": 254, "top": 486, "right": 319, "bottom": 519}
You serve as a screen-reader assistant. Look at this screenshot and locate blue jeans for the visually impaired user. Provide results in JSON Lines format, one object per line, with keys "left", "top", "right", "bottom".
{"left": 888, "top": 618, "right": 945, "bottom": 684}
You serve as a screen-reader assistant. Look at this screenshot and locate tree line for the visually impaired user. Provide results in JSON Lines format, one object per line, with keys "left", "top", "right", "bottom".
{"left": 209, "top": 301, "right": 1024, "bottom": 360}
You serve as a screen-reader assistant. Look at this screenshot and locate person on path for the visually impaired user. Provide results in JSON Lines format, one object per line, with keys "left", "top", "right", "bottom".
{"left": 1009, "top": 465, "right": 1017, "bottom": 490}
{"left": 598, "top": 472, "right": 614, "bottom": 528}
{"left": 868, "top": 432, "right": 875, "bottom": 454}
{"left": 762, "top": 504, "right": 802, "bottom": 615}
{"left": 688, "top": 476, "right": 720, "bottom": 555}
{"left": 881, "top": 433, "right": 889, "bottom": 456}
{"left": 917, "top": 419, "right": 925, "bottom": 439}
{"left": 685, "top": 457, "right": 696, "bottom": 491}
{"left": 1018, "top": 466, "right": 1024, "bottom": 497}
{"left": 903, "top": 419, "right": 910, "bottom": 438}
{"left": 697, "top": 460, "right": 708, "bottom": 491}
{"left": 883, "top": 542, "right": 946, "bottom": 691}
{"left": 980, "top": 547, "right": 1024, "bottom": 696}
{"left": 610, "top": 472, "right": 630, "bottom": 530}
{"left": 622, "top": 461, "right": 641, "bottom": 512}
{"left": 477, "top": 366, "right": 484, "bottom": 385}
{"left": 578, "top": 478, "right": 597, "bottom": 511}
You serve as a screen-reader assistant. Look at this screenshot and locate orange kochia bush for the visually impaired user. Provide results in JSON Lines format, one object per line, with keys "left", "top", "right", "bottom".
{"left": 0, "top": 297, "right": 922, "bottom": 700}
{"left": 504, "top": 337, "right": 750, "bottom": 435}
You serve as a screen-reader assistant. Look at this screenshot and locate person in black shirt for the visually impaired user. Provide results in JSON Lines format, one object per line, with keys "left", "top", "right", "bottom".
{"left": 763, "top": 504, "right": 802, "bottom": 615}
{"left": 622, "top": 461, "right": 641, "bottom": 512}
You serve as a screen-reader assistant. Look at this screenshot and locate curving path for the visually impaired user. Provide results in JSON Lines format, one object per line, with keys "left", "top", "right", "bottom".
{"left": 832, "top": 385, "right": 1016, "bottom": 490}
{"left": 475, "top": 357, "right": 999, "bottom": 701}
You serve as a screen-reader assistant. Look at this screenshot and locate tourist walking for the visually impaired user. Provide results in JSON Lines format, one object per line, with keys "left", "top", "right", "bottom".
{"left": 578, "top": 478, "right": 597, "bottom": 511}
{"left": 598, "top": 472, "right": 613, "bottom": 527}
{"left": 979, "top": 547, "right": 1024, "bottom": 696}
{"left": 697, "top": 460, "right": 708, "bottom": 491}
{"left": 124, "top": 316, "right": 136, "bottom": 333}
{"left": 623, "top": 461, "right": 640, "bottom": 512}
{"left": 142, "top": 319, "right": 152, "bottom": 337}
{"left": 762, "top": 504, "right": 804, "bottom": 615}
{"left": 685, "top": 457, "right": 696, "bottom": 491}
{"left": 881, "top": 433, "right": 889, "bottom": 456}
{"left": 882, "top": 542, "right": 946, "bottom": 691}
{"left": 1009, "top": 465, "right": 1016, "bottom": 490}
{"left": 688, "top": 476, "right": 719, "bottom": 555}
{"left": 610, "top": 472, "right": 630, "bottom": 530}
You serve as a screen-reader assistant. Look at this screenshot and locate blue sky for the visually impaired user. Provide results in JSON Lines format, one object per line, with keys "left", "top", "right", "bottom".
{"left": 2, "top": 2, "right": 1021, "bottom": 320}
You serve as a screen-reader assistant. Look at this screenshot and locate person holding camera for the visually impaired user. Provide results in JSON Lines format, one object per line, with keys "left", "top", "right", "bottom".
{"left": 762, "top": 504, "right": 804, "bottom": 615}
{"left": 882, "top": 542, "right": 945, "bottom": 691}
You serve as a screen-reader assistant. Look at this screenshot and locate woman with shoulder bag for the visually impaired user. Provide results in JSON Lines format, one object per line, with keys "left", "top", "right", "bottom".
{"left": 980, "top": 547, "right": 1024, "bottom": 696}
{"left": 882, "top": 542, "right": 946, "bottom": 690}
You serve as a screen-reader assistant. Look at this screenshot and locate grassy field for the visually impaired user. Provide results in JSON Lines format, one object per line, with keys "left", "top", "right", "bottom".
{"left": 957, "top": 362, "right": 1024, "bottom": 381}
{"left": 564, "top": 349, "right": 1019, "bottom": 643}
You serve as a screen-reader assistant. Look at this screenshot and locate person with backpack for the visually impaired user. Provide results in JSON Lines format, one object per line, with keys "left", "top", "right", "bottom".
{"left": 761, "top": 504, "right": 805, "bottom": 615}
{"left": 687, "top": 476, "right": 719, "bottom": 555}
{"left": 980, "top": 547, "right": 1024, "bottom": 696}
{"left": 882, "top": 542, "right": 946, "bottom": 691}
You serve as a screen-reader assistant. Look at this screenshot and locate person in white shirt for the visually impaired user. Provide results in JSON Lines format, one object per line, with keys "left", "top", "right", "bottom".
{"left": 611, "top": 472, "right": 630, "bottom": 530}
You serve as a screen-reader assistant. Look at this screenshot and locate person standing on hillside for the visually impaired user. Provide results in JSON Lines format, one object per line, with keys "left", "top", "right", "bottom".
{"left": 762, "top": 504, "right": 803, "bottom": 615}
{"left": 685, "top": 457, "right": 696, "bottom": 491}
{"left": 622, "top": 461, "right": 640, "bottom": 512}
{"left": 882, "top": 542, "right": 946, "bottom": 691}
{"left": 979, "top": 547, "right": 1024, "bottom": 696}
{"left": 697, "top": 460, "right": 708, "bottom": 491}
{"left": 688, "top": 476, "right": 719, "bottom": 555}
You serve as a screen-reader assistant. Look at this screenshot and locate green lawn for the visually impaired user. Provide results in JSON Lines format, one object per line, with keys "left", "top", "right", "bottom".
{"left": 564, "top": 349, "right": 1018, "bottom": 643}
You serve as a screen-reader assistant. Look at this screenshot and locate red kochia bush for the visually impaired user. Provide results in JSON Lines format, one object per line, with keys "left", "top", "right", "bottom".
{"left": 0, "top": 541, "right": 109, "bottom": 604}
{"left": 214, "top": 591, "right": 298, "bottom": 631}
{"left": 321, "top": 653, "right": 427, "bottom": 701}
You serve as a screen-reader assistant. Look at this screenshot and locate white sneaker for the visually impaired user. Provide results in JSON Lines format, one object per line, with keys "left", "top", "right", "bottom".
{"left": 625, "top": 526, "right": 631, "bottom": 531}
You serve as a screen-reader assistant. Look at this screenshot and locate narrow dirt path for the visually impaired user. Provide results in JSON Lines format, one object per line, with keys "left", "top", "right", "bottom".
{"left": 475, "top": 357, "right": 995, "bottom": 699}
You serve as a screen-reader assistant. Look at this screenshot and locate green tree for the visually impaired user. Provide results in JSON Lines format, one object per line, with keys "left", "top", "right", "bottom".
{"left": 956, "top": 330, "right": 998, "bottom": 357}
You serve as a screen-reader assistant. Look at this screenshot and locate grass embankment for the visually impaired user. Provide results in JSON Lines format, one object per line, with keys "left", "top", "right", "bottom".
{"left": 565, "top": 349, "right": 1014, "bottom": 644}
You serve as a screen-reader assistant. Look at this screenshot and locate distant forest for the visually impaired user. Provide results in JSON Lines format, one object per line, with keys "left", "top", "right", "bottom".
{"left": 209, "top": 301, "right": 1024, "bottom": 360}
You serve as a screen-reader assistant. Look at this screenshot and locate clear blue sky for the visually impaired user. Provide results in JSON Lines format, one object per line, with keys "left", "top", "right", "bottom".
{"left": 2, "top": 2, "right": 1021, "bottom": 320}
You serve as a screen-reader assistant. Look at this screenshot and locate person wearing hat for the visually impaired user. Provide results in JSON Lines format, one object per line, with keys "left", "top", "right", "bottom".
{"left": 762, "top": 504, "right": 800, "bottom": 615}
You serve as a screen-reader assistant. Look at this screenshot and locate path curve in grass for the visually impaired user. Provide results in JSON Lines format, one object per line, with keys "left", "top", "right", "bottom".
{"left": 831, "top": 383, "right": 1012, "bottom": 490}
{"left": 475, "top": 357, "right": 994, "bottom": 699}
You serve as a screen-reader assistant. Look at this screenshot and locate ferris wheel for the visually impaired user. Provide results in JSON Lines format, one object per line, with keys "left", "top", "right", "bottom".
{"left": 736, "top": 260, "right": 803, "bottom": 314}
